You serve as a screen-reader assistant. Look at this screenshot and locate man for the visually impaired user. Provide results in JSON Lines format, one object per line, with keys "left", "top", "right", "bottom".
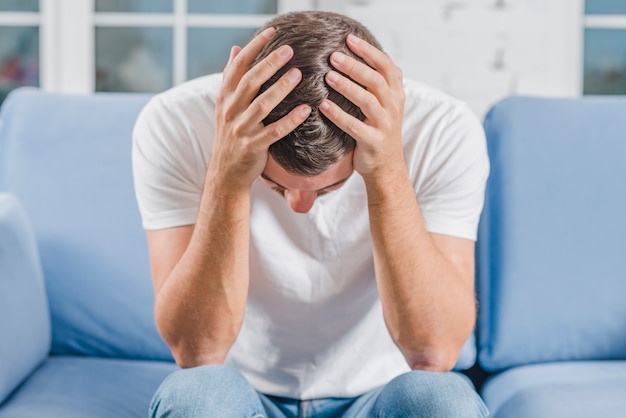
{"left": 133, "top": 10, "right": 489, "bottom": 418}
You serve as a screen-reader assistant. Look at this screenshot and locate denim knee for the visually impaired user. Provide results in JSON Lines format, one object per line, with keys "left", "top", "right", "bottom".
{"left": 372, "top": 370, "right": 489, "bottom": 418}
{"left": 149, "top": 364, "right": 266, "bottom": 418}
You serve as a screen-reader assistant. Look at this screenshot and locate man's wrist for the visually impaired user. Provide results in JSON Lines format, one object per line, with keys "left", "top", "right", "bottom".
{"left": 204, "top": 170, "right": 253, "bottom": 201}
{"left": 362, "top": 164, "right": 414, "bottom": 207}
{"left": 361, "top": 162, "right": 409, "bottom": 189}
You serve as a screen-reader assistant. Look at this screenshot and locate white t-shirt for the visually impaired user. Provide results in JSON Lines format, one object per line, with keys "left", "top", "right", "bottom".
{"left": 132, "top": 73, "right": 489, "bottom": 399}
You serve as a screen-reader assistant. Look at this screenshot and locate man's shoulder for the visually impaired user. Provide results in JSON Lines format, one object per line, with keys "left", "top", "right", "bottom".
{"left": 402, "top": 78, "right": 471, "bottom": 115}
{"left": 135, "top": 73, "right": 222, "bottom": 134}
{"left": 151, "top": 73, "right": 222, "bottom": 112}
{"left": 401, "top": 78, "right": 481, "bottom": 135}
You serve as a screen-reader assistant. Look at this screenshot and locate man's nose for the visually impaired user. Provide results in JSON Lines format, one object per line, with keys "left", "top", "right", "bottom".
{"left": 284, "top": 189, "right": 316, "bottom": 213}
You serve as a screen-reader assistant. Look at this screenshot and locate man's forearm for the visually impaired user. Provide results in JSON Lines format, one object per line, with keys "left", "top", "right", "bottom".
{"left": 364, "top": 167, "right": 476, "bottom": 372}
{"left": 155, "top": 174, "right": 251, "bottom": 368}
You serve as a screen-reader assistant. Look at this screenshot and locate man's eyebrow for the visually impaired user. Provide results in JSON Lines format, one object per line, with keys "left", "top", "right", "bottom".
{"left": 260, "top": 173, "right": 352, "bottom": 191}
{"left": 260, "top": 173, "right": 288, "bottom": 189}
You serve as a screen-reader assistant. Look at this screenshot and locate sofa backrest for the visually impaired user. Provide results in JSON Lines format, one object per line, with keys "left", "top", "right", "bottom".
{"left": 0, "top": 88, "right": 172, "bottom": 361}
{"left": 477, "top": 96, "right": 626, "bottom": 371}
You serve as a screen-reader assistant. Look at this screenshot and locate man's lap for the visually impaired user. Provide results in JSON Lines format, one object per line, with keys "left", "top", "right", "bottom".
{"left": 150, "top": 365, "right": 488, "bottom": 418}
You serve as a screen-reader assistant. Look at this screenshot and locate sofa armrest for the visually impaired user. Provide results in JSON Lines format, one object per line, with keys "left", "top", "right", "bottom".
{"left": 0, "top": 193, "right": 51, "bottom": 404}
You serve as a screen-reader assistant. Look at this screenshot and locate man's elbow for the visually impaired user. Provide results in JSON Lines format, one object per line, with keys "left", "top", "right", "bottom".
{"left": 155, "top": 315, "right": 233, "bottom": 368}
{"left": 402, "top": 346, "right": 461, "bottom": 372}
{"left": 160, "top": 325, "right": 233, "bottom": 368}
{"left": 154, "top": 301, "right": 239, "bottom": 368}
{"left": 170, "top": 345, "right": 228, "bottom": 369}
{"left": 158, "top": 326, "right": 234, "bottom": 369}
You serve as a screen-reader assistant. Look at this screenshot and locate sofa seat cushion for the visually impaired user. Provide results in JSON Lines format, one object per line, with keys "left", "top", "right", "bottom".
{"left": 482, "top": 361, "right": 626, "bottom": 418}
{"left": 0, "top": 356, "right": 177, "bottom": 418}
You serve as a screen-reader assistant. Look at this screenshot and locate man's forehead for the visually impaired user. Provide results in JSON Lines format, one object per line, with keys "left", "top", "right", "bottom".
{"left": 261, "top": 154, "right": 354, "bottom": 191}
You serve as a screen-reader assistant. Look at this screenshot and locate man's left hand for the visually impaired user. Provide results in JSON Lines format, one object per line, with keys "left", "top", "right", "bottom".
{"left": 319, "top": 34, "right": 406, "bottom": 180}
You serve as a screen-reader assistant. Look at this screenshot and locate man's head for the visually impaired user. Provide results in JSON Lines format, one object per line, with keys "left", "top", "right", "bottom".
{"left": 252, "top": 11, "right": 382, "bottom": 176}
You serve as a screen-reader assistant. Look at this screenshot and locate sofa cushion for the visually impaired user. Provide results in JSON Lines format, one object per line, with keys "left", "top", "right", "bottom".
{"left": 0, "top": 356, "right": 177, "bottom": 417}
{"left": 478, "top": 96, "right": 626, "bottom": 371}
{"left": 0, "top": 88, "right": 171, "bottom": 361}
{"left": 0, "top": 194, "right": 51, "bottom": 404}
{"left": 481, "top": 361, "right": 626, "bottom": 418}
{"left": 455, "top": 335, "right": 476, "bottom": 370}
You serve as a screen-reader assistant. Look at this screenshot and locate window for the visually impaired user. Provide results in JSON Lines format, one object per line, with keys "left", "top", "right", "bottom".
{"left": 584, "top": 0, "right": 626, "bottom": 94}
{"left": 0, "top": 0, "right": 308, "bottom": 104}
{"left": 95, "top": 0, "right": 282, "bottom": 92}
{"left": 0, "top": 0, "right": 39, "bottom": 103}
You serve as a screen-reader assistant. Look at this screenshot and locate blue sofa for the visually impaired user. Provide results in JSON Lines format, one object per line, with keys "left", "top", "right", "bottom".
{"left": 476, "top": 97, "right": 626, "bottom": 417}
{"left": 0, "top": 87, "right": 477, "bottom": 417}
{"left": 0, "top": 87, "right": 624, "bottom": 416}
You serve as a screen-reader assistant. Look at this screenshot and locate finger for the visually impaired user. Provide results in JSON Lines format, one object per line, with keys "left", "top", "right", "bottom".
{"left": 346, "top": 34, "right": 403, "bottom": 92}
{"left": 244, "top": 67, "right": 303, "bottom": 125}
{"left": 257, "top": 104, "right": 312, "bottom": 148}
{"left": 325, "top": 70, "right": 382, "bottom": 120}
{"left": 394, "top": 64, "right": 403, "bottom": 83}
{"left": 223, "top": 45, "right": 242, "bottom": 73}
{"left": 319, "top": 98, "right": 374, "bottom": 142}
{"left": 221, "top": 27, "right": 276, "bottom": 93}
{"left": 233, "top": 44, "right": 295, "bottom": 113}
{"left": 330, "top": 51, "right": 393, "bottom": 109}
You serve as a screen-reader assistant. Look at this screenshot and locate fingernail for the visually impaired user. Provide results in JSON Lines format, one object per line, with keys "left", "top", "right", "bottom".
{"left": 332, "top": 52, "right": 345, "bottom": 64}
{"left": 278, "top": 45, "right": 292, "bottom": 59}
{"left": 287, "top": 68, "right": 301, "bottom": 82}
{"left": 319, "top": 100, "right": 330, "bottom": 111}
{"left": 347, "top": 34, "right": 360, "bottom": 44}
{"left": 301, "top": 105, "right": 311, "bottom": 117}
{"left": 261, "top": 27, "right": 276, "bottom": 38}
{"left": 327, "top": 71, "right": 340, "bottom": 83}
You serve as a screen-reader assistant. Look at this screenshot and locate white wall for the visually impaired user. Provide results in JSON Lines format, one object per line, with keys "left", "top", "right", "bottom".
{"left": 317, "top": 0, "right": 584, "bottom": 117}
{"left": 4, "top": 0, "right": 585, "bottom": 116}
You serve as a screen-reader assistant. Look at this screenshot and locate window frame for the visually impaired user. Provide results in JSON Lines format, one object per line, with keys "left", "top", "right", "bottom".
{"left": 583, "top": 6, "right": 626, "bottom": 94}
{"left": 3, "top": 0, "right": 313, "bottom": 94}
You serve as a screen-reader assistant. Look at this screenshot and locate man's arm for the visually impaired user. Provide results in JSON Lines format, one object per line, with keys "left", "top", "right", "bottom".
{"left": 147, "top": 182, "right": 252, "bottom": 368}
{"left": 361, "top": 174, "right": 476, "bottom": 372}
{"left": 145, "top": 27, "right": 311, "bottom": 368}
{"left": 319, "top": 34, "right": 477, "bottom": 371}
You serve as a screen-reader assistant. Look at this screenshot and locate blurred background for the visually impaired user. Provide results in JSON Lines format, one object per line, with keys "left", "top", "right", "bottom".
{"left": 0, "top": 0, "right": 624, "bottom": 117}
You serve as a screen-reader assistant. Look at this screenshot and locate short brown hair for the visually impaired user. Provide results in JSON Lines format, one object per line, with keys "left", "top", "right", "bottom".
{"left": 251, "top": 11, "right": 382, "bottom": 176}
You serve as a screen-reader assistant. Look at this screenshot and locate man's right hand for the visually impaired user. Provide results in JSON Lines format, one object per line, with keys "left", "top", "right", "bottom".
{"left": 147, "top": 29, "right": 311, "bottom": 367}
{"left": 208, "top": 27, "right": 311, "bottom": 191}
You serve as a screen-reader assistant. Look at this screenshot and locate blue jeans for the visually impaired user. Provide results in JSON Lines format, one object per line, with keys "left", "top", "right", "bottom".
{"left": 149, "top": 365, "right": 488, "bottom": 417}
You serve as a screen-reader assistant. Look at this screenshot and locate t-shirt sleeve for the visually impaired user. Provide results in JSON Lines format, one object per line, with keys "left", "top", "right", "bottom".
{"left": 416, "top": 105, "right": 490, "bottom": 241}
{"left": 132, "top": 95, "right": 205, "bottom": 230}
